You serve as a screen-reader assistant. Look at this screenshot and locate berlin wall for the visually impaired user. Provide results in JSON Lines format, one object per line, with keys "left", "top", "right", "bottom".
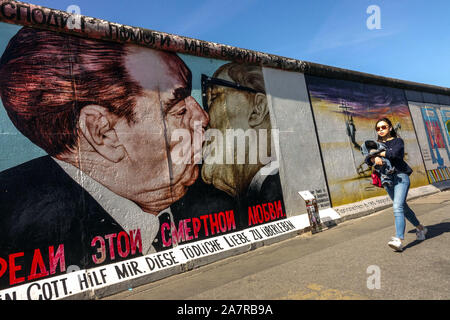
{"left": 0, "top": 0, "right": 449, "bottom": 300}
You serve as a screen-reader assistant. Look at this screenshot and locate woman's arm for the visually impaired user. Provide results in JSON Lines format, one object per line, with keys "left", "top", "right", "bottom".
{"left": 365, "top": 155, "right": 384, "bottom": 166}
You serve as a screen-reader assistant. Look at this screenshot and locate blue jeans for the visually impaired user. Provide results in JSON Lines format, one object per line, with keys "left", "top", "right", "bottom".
{"left": 384, "top": 173, "right": 421, "bottom": 239}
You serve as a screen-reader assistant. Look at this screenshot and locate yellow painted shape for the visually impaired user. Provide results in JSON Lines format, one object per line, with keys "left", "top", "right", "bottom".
{"left": 281, "top": 283, "right": 367, "bottom": 300}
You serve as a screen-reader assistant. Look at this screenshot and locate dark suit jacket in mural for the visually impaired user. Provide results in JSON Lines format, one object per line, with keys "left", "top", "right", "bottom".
{"left": 170, "top": 167, "right": 286, "bottom": 243}
{"left": 0, "top": 156, "right": 146, "bottom": 289}
{"left": 246, "top": 171, "right": 285, "bottom": 208}
{"left": 0, "top": 157, "right": 286, "bottom": 289}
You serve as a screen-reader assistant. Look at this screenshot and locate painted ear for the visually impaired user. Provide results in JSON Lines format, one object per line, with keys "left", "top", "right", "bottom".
{"left": 78, "top": 105, "right": 126, "bottom": 163}
{"left": 248, "top": 93, "right": 269, "bottom": 127}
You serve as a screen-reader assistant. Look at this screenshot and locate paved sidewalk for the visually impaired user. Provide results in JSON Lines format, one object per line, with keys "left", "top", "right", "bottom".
{"left": 105, "top": 190, "right": 450, "bottom": 300}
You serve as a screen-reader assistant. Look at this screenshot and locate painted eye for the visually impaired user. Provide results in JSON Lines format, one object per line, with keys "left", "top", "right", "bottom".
{"left": 176, "top": 108, "right": 187, "bottom": 116}
{"left": 168, "top": 99, "right": 187, "bottom": 117}
{"left": 209, "top": 94, "right": 218, "bottom": 103}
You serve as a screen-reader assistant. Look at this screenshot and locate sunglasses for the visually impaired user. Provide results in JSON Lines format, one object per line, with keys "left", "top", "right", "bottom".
{"left": 376, "top": 125, "right": 388, "bottom": 132}
{"left": 201, "top": 74, "right": 264, "bottom": 113}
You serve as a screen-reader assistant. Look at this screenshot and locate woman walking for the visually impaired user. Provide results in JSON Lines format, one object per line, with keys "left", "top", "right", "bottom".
{"left": 366, "top": 117, "right": 427, "bottom": 251}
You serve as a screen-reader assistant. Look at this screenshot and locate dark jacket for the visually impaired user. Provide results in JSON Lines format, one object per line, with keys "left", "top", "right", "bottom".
{"left": 361, "top": 140, "right": 395, "bottom": 186}
{"left": 0, "top": 156, "right": 142, "bottom": 289}
{"left": 365, "top": 138, "right": 413, "bottom": 175}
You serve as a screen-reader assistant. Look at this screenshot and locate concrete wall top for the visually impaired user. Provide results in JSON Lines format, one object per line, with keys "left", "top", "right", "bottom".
{"left": 437, "top": 94, "right": 450, "bottom": 105}
{"left": 0, "top": 0, "right": 449, "bottom": 97}
{"left": 422, "top": 92, "right": 439, "bottom": 104}
{"left": 405, "top": 90, "right": 424, "bottom": 103}
{"left": 405, "top": 91, "right": 450, "bottom": 105}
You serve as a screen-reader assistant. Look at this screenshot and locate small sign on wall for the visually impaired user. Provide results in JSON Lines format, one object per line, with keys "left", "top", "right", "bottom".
{"left": 298, "top": 191, "right": 322, "bottom": 233}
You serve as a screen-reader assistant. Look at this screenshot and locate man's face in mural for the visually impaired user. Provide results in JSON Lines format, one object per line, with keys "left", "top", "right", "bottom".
{"left": 201, "top": 67, "right": 271, "bottom": 197}
{"left": 76, "top": 46, "right": 208, "bottom": 214}
{"left": 121, "top": 47, "right": 208, "bottom": 212}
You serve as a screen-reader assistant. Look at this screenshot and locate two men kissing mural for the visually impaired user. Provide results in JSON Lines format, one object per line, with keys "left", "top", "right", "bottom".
{"left": 0, "top": 27, "right": 285, "bottom": 289}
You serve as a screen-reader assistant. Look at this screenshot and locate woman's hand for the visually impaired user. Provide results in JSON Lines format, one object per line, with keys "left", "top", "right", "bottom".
{"left": 373, "top": 157, "right": 384, "bottom": 166}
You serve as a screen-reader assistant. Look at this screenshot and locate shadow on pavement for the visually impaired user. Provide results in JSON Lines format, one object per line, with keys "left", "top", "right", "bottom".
{"left": 403, "top": 222, "right": 450, "bottom": 251}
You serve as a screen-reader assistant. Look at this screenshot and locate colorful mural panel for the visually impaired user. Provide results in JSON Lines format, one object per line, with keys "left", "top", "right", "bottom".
{"left": 440, "top": 108, "right": 450, "bottom": 147}
{"left": 408, "top": 102, "right": 450, "bottom": 183}
{"left": 306, "top": 75, "right": 428, "bottom": 207}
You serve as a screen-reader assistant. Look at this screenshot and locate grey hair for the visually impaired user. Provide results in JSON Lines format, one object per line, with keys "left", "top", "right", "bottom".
{"left": 213, "top": 63, "right": 266, "bottom": 94}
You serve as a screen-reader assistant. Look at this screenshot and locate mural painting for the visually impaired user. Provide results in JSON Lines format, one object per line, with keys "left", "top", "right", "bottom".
{"left": 0, "top": 25, "right": 286, "bottom": 290}
{"left": 0, "top": 1, "right": 447, "bottom": 298}
{"left": 441, "top": 108, "right": 450, "bottom": 145}
{"left": 306, "top": 75, "right": 428, "bottom": 207}
{"left": 408, "top": 102, "right": 450, "bottom": 182}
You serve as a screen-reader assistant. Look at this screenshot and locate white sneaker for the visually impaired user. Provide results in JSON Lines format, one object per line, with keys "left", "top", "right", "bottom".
{"left": 388, "top": 237, "right": 403, "bottom": 251}
{"left": 416, "top": 227, "right": 428, "bottom": 241}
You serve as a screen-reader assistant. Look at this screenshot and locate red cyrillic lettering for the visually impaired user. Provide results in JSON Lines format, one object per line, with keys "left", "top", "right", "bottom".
{"left": 49, "top": 244, "right": 66, "bottom": 274}
{"left": 218, "top": 212, "right": 227, "bottom": 233}
{"left": 117, "top": 231, "right": 130, "bottom": 258}
{"left": 192, "top": 218, "right": 201, "bottom": 239}
{"left": 130, "top": 229, "right": 143, "bottom": 254}
{"left": 209, "top": 214, "right": 220, "bottom": 235}
{"left": 0, "top": 257, "right": 7, "bottom": 279}
{"left": 91, "top": 236, "right": 106, "bottom": 264}
{"left": 9, "top": 252, "right": 25, "bottom": 285}
{"left": 248, "top": 207, "right": 257, "bottom": 226}
{"left": 226, "top": 210, "right": 236, "bottom": 231}
{"left": 28, "top": 249, "right": 49, "bottom": 281}
{"left": 104, "top": 233, "right": 117, "bottom": 260}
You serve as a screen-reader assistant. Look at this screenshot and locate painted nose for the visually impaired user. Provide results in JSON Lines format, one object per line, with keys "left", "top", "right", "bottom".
{"left": 186, "top": 96, "right": 209, "bottom": 128}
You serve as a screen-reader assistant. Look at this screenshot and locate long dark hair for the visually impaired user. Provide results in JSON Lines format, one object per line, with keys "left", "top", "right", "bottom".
{"left": 375, "top": 117, "right": 397, "bottom": 142}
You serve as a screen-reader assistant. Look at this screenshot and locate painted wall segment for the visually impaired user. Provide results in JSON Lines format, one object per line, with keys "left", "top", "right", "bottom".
{"left": 0, "top": 25, "right": 286, "bottom": 290}
{"left": 408, "top": 102, "right": 450, "bottom": 182}
{"left": 0, "top": 1, "right": 449, "bottom": 97}
{"left": 0, "top": 214, "right": 310, "bottom": 300}
{"left": 262, "top": 67, "right": 330, "bottom": 215}
{"left": 0, "top": 0, "right": 307, "bottom": 73}
{"left": 306, "top": 75, "right": 428, "bottom": 207}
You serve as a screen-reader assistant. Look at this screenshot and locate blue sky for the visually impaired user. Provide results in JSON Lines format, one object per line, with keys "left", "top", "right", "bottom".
{"left": 15, "top": 0, "right": 450, "bottom": 88}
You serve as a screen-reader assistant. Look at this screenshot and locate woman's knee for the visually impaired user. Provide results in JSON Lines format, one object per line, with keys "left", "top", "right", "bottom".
{"left": 393, "top": 202, "right": 405, "bottom": 215}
